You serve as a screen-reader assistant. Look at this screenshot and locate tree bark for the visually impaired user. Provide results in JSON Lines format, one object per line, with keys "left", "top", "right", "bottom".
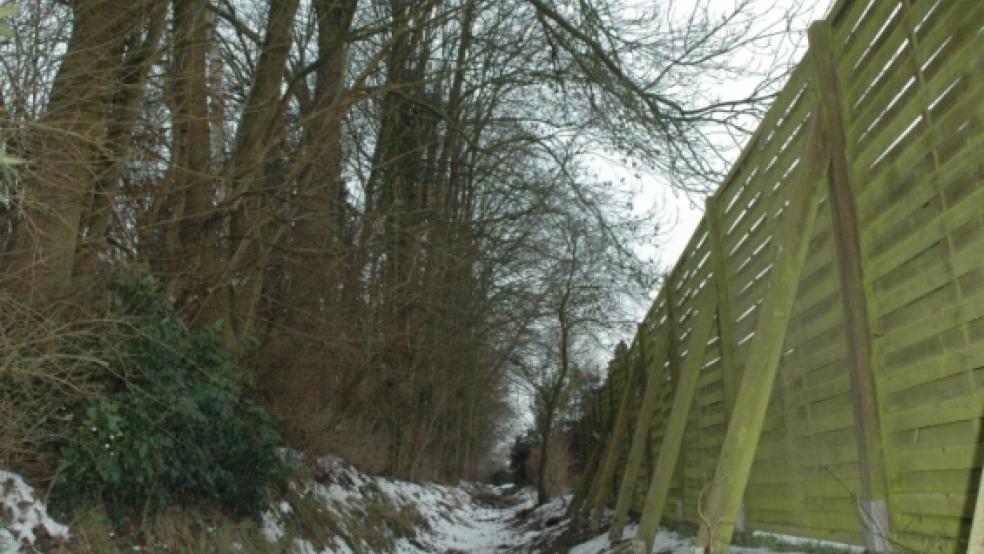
{"left": 191, "top": 0, "right": 300, "bottom": 348}
{"left": 170, "top": 0, "right": 215, "bottom": 285}
{"left": 73, "top": 4, "right": 165, "bottom": 279}
{"left": 8, "top": 0, "right": 155, "bottom": 299}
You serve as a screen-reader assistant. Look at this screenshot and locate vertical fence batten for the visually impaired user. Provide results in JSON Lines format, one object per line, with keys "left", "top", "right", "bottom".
{"left": 705, "top": 195, "right": 738, "bottom": 417}
{"left": 809, "top": 21, "right": 893, "bottom": 552}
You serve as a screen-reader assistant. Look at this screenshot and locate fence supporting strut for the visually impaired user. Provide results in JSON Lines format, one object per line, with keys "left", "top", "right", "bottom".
{"left": 970, "top": 468, "right": 984, "bottom": 554}
{"left": 631, "top": 287, "right": 718, "bottom": 551}
{"left": 609, "top": 316, "right": 672, "bottom": 540}
{"left": 695, "top": 107, "right": 828, "bottom": 553}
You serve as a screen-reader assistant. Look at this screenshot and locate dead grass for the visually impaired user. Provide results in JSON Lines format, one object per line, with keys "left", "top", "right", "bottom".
{"left": 0, "top": 293, "right": 106, "bottom": 475}
{"left": 61, "top": 505, "right": 274, "bottom": 554}
{"left": 52, "top": 472, "right": 437, "bottom": 553}
{"left": 279, "top": 477, "right": 430, "bottom": 554}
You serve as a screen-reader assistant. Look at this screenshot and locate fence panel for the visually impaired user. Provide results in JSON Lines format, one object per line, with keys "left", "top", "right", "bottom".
{"left": 575, "top": 0, "right": 984, "bottom": 551}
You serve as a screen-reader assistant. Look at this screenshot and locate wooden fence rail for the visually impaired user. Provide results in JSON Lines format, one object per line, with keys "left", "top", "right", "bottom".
{"left": 571, "top": 1, "right": 984, "bottom": 552}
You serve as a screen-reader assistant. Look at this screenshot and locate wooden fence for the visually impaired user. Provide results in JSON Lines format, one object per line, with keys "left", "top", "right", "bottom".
{"left": 570, "top": 1, "right": 984, "bottom": 552}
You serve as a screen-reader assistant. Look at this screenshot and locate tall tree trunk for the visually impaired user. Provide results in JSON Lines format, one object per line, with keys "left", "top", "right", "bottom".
{"left": 8, "top": 0, "right": 154, "bottom": 299}
{"left": 191, "top": 0, "right": 300, "bottom": 349}
{"left": 280, "top": 0, "right": 358, "bottom": 344}
{"left": 539, "top": 283, "right": 573, "bottom": 504}
{"left": 257, "top": 0, "right": 359, "bottom": 451}
{"left": 167, "top": 0, "right": 214, "bottom": 296}
{"left": 538, "top": 394, "right": 555, "bottom": 505}
{"left": 74, "top": 4, "right": 166, "bottom": 278}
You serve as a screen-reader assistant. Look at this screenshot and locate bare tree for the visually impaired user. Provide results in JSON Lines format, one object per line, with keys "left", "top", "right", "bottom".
{"left": 0, "top": 0, "right": 810, "bottom": 484}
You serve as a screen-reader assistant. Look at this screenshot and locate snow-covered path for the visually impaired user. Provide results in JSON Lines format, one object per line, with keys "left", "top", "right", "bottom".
{"left": 396, "top": 487, "right": 539, "bottom": 553}
{"left": 394, "top": 484, "right": 864, "bottom": 554}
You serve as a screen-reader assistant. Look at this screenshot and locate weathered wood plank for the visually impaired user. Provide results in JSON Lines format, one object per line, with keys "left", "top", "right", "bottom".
{"left": 893, "top": 444, "right": 982, "bottom": 473}
{"left": 714, "top": 64, "right": 812, "bottom": 217}
{"left": 811, "top": 21, "right": 894, "bottom": 552}
{"left": 838, "top": 0, "right": 903, "bottom": 85}
{"left": 866, "top": 161, "right": 983, "bottom": 288}
{"left": 858, "top": 104, "right": 981, "bottom": 237}
{"left": 721, "top": 102, "right": 813, "bottom": 250}
{"left": 855, "top": 58, "right": 980, "bottom": 176}
{"left": 847, "top": 0, "right": 979, "bottom": 137}
{"left": 860, "top": 0, "right": 980, "bottom": 114}
{"left": 879, "top": 340, "right": 984, "bottom": 397}
{"left": 877, "top": 285, "right": 984, "bottom": 359}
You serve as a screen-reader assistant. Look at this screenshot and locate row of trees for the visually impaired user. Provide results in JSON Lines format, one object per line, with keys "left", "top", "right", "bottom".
{"left": 0, "top": 0, "right": 800, "bottom": 482}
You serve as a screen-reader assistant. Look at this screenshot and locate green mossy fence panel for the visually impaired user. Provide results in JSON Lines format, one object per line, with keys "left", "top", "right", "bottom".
{"left": 573, "top": 0, "right": 984, "bottom": 552}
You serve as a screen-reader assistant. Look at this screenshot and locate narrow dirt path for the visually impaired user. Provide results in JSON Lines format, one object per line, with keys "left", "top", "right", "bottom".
{"left": 409, "top": 486, "right": 574, "bottom": 553}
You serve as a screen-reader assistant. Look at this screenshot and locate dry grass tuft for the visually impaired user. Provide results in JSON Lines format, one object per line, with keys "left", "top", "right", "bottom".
{"left": 0, "top": 293, "right": 107, "bottom": 476}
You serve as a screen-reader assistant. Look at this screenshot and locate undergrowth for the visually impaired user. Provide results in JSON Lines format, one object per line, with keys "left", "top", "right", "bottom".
{"left": 1, "top": 275, "right": 285, "bottom": 525}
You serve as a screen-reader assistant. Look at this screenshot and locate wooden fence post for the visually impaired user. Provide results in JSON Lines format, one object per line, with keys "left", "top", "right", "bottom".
{"left": 664, "top": 278, "right": 685, "bottom": 520}
{"left": 809, "top": 22, "right": 893, "bottom": 552}
{"left": 705, "top": 195, "right": 738, "bottom": 416}
{"left": 609, "top": 315, "right": 672, "bottom": 540}
{"left": 705, "top": 194, "right": 746, "bottom": 530}
{"left": 695, "top": 108, "right": 829, "bottom": 553}
{"left": 586, "top": 347, "right": 640, "bottom": 529}
{"left": 631, "top": 287, "right": 718, "bottom": 551}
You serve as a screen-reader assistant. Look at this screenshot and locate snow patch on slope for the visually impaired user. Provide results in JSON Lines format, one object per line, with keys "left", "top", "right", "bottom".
{"left": 0, "top": 470, "right": 69, "bottom": 554}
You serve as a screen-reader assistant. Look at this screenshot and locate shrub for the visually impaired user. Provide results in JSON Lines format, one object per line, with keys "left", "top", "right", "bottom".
{"left": 47, "top": 276, "right": 285, "bottom": 521}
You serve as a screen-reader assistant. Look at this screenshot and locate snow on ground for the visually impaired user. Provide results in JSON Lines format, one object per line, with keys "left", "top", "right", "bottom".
{"left": 0, "top": 470, "right": 70, "bottom": 554}
{"left": 567, "top": 523, "right": 863, "bottom": 554}
{"left": 0, "top": 458, "right": 863, "bottom": 554}
{"left": 262, "top": 455, "right": 547, "bottom": 553}
{"left": 264, "top": 457, "right": 865, "bottom": 553}
{"left": 391, "top": 484, "right": 530, "bottom": 553}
